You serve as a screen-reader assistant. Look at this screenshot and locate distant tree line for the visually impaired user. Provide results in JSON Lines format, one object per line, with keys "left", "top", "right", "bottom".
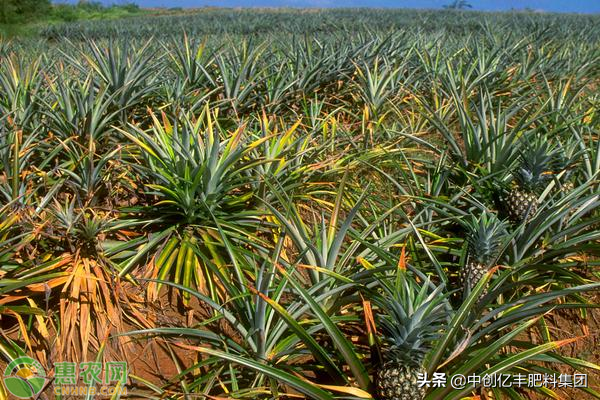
{"left": 0, "top": 1, "right": 141, "bottom": 26}
{"left": 0, "top": 0, "right": 51, "bottom": 24}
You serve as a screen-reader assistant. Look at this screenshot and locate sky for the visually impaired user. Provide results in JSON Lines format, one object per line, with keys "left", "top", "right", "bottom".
{"left": 56, "top": 1, "right": 600, "bottom": 13}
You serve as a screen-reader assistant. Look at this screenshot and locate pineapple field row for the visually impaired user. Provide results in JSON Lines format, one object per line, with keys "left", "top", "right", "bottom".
{"left": 1, "top": 8, "right": 599, "bottom": 400}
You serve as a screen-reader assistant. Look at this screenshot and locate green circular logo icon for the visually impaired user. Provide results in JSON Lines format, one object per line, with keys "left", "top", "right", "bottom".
{"left": 3, "top": 357, "right": 46, "bottom": 399}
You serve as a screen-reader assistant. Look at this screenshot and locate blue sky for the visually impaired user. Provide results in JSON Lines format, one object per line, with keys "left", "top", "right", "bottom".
{"left": 56, "top": 1, "right": 600, "bottom": 13}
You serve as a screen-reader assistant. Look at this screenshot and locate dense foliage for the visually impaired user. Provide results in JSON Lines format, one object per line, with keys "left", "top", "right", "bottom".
{"left": 0, "top": 8, "right": 599, "bottom": 399}
{"left": 0, "top": 1, "right": 142, "bottom": 37}
{"left": 0, "top": 0, "right": 51, "bottom": 24}
{"left": 49, "top": 1, "right": 141, "bottom": 23}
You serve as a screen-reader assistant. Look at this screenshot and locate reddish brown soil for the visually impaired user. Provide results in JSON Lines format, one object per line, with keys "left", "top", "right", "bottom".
{"left": 2, "top": 288, "right": 597, "bottom": 399}
{"left": 524, "top": 293, "right": 600, "bottom": 400}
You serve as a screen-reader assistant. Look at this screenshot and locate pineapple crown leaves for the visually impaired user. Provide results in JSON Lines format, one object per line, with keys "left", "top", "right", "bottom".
{"left": 514, "top": 138, "right": 560, "bottom": 192}
{"left": 463, "top": 211, "right": 508, "bottom": 266}
{"left": 372, "top": 271, "right": 451, "bottom": 367}
{"left": 45, "top": 195, "right": 114, "bottom": 255}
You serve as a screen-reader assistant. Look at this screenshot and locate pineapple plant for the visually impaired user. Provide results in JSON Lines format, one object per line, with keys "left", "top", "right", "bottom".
{"left": 503, "top": 140, "right": 558, "bottom": 223}
{"left": 460, "top": 212, "right": 507, "bottom": 299}
{"left": 373, "top": 270, "right": 450, "bottom": 400}
{"left": 554, "top": 137, "right": 581, "bottom": 195}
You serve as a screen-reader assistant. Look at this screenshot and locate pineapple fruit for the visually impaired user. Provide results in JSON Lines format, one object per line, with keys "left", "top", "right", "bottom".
{"left": 376, "top": 362, "right": 426, "bottom": 400}
{"left": 505, "top": 184, "right": 538, "bottom": 223}
{"left": 373, "top": 272, "right": 449, "bottom": 400}
{"left": 504, "top": 140, "right": 558, "bottom": 223}
{"left": 461, "top": 212, "right": 507, "bottom": 300}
